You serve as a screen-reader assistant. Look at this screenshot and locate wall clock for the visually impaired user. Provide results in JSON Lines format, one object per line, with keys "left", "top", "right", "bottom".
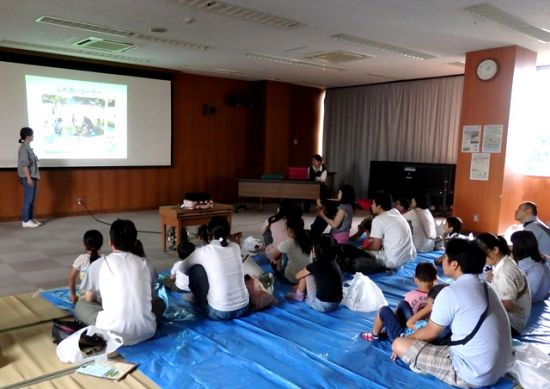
{"left": 476, "top": 58, "right": 499, "bottom": 81}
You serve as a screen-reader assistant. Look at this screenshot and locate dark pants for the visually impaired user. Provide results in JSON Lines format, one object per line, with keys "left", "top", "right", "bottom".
{"left": 188, "top": 265, "right": 210, "bottom": 310}
{"left": 337, "top": 244, "right": 388, "bottom": 274}
{"left": 309, "top": 217, "right": 328, "bottom": 240}
{"left": 20, "top": 177, "right": 38, "bottom": 222}
{"left": 379, "top": 306, "right": 405, "bottom": 341}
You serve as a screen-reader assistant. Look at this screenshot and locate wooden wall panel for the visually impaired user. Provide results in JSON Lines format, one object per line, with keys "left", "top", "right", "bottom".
{"left": 289, "top": 86, "right": 324, "bottom": 167}
{"left": 454, "top": 46, "right": 539, "bottom": 233}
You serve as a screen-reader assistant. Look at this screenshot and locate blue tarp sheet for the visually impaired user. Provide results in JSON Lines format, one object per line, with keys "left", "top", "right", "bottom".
{"left": 41, "top": 251, "right": 550, "bottom": 389}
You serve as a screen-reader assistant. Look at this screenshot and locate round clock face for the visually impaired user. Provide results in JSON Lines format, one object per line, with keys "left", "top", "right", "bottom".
{"left": 476, "top": 59, "right": 498, "bottom": 81}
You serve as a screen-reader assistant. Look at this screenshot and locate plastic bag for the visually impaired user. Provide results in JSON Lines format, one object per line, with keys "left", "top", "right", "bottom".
{"left": 56, "top": 325, "right": 123, "bottom": 364}
{"left": 508, "top": 341, "right": 550, "bottom": 389}
{"left": 245, "top": 275, "right": 277, "bottom": 310}
{"left": 341, "top": 273, "right": 388, "bottom": 313}
{"left": 242, "top": 236, "right": 263, "bottom": 253}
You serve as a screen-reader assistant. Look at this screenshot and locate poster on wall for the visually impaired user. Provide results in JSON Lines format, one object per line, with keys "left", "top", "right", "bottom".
{"left": 482, "top": 124, "right": 503, "bottom": 153}
{"left": 470, "top": 153, "right": 490, "bottom": 181}
{"left": 462, "top": 125, "right": 481, "bottom": 152}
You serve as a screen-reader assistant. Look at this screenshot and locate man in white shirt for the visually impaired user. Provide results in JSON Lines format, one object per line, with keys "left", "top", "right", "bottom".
{"left": 76, "top": 220, "right": 156, "bottom": 346}
{"left": 366, "top": 191, "right": 416, "bottom": 269}
{"left": 514, "top": 201, "right": 550, "bottom": 257}
{"left": 392, "top": 239, "right": 512, "bottom": 388}
{"left": 338, "top": 191, "right": 416, "bottom": 273}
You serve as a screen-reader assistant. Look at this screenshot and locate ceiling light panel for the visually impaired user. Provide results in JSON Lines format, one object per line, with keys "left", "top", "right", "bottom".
{"left": 165, "top": 0, "right": 305, "bottom": 29}
{"left": 36, "top": 16, "right": 133, "bottom": 37}
{"left": 132, "top": 33, "right": 210, "bottom": 50}
{"left": 243, "top": 53, "right": 344, "bottom": 71}
{"left": 464, "top": 3, "right": 550, "bottom": 43}
{"left": 331, "top": 33, "right": 436, "bottom": 60}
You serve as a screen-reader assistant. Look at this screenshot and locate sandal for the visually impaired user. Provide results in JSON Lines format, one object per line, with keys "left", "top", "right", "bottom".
{"left": 360, "top": 331, "right": 378, "bottom": 341}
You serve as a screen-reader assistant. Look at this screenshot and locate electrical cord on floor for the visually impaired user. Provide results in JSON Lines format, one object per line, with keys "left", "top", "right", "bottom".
{"left": 78, "top": 201, "right": 161, "bottom": 234}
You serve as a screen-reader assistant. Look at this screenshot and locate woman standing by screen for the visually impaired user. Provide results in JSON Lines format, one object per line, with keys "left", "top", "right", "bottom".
{"left": 18, "top": 127, "right": 41, "bottom": 228}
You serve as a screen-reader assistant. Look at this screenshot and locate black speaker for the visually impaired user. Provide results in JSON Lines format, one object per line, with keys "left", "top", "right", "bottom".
{"left": 368, "top": 161, "right": 455, "bottom": 213}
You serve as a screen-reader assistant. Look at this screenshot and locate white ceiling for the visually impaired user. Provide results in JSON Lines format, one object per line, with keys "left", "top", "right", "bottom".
{"left": 1, "top": 0, "right": 550, "bottom": 88}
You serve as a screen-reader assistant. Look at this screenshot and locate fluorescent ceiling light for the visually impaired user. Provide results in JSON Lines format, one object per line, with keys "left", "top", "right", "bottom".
{"left": 464, "top": 3, "right": 550, "bottom": 43}
{"left": 243, "top": 53, "right": 344, "bottom": 71}
{"left": 331, "top": 33, "right": 436, "bottom": 60}
{"left": 165, "top": 0, "right": 305, "bottom": 29}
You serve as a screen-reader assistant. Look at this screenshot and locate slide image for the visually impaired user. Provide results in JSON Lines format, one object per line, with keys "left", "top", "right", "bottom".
{"left": 25, "top": 75, "right": 127, "bottom": 159}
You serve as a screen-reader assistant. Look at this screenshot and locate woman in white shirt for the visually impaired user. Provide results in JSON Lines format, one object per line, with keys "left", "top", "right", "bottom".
{"left": 477, "top": 232, "right": 531, "bottom": 335}
{"left": 403, "top": 194, "right": 437, "bottom": 253}
{"left": 180, "top": 216, "right": 249, "bottom": 320}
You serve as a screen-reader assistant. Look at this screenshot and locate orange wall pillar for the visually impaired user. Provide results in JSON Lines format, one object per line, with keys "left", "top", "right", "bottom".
{"left": 454, "top": 46, "right": 537, "bottom": 233}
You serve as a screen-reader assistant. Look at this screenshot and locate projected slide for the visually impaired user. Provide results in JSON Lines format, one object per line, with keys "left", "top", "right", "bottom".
{"left": 25, "top": 75, "right": 127, "bottom": 159}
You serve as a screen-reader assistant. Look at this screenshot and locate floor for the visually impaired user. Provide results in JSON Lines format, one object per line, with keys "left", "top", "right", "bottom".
{"left": 0, "top": 203, "right": 371, "bottom": 297}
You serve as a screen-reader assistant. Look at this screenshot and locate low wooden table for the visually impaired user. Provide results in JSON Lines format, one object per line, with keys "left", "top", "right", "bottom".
{"left": 159, "top": 203, "right": 233, "bottom": 251}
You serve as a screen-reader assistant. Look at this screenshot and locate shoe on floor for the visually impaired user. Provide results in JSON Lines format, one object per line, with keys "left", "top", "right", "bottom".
{"left": 32, "top": 218, "right": 42, "bottom": 226}
{"left": 360, "top": 331, "right": 378, "bottom": 341}
{"left": 22, "top": 220, "right": 40, "bottom": 228}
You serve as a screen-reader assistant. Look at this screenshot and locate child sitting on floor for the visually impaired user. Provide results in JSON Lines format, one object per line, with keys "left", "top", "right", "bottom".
{"left": 68, "top": 229, "right": 104, "bottom": 304}
{"left": 360, "top": 262, "right": 437, "bottom": 341}
{"left": 286, "top": 235, "right": 343, "bottom": 313}
{"left": 165, "top": 240, "right": 196, "bottom": 292}
{"left": 402, "top": 283, "right": 449, "bottom": 341}
{"left": 436, "top": 216, "right": 467, "bottom": 265}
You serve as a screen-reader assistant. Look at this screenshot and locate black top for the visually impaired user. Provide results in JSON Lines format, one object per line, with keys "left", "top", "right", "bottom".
{"left": 306, "top": 260, "right": 343, "bottom": 303}
{"left": 308, "top": 164, "right": 326, "bottom": 181}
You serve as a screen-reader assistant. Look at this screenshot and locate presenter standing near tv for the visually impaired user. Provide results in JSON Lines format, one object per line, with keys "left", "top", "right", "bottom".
{"left": 304, "top": 154, "right": 328, "bottom": 212}
{"left": 17, "top": 127, "right": 41, "bottom": 228}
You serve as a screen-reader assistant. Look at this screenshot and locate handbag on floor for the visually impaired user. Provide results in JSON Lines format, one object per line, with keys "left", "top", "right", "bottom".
{"left": 51, "top": 319, "right": 86, "bottom": 344}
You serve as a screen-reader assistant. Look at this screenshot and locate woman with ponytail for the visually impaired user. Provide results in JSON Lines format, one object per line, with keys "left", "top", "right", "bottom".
{"left": 68, "top": 230, "right": 104, "bottom": 304}
{"left": 477, "top": 232, "right": 531, "bottom": 335}
{"left": 270, "top": 217, "right": 312, "bottom": 284}
{"left": 180, "top": 216, "right": 249, "bottom": 320}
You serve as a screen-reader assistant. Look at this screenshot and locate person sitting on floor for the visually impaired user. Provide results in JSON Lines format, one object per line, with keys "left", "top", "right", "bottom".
{"left": 392, "top": 239, "right": 513, "bottom": 388}
{"left": 269, "top": 217, "right": 313, "bottom": 285}
{"left": 75, "top": 219, "right": 157, "bottom": 346}
{"left": 394, "top": 197, "right": 410, "bottom": 214}
{"left": 514, "top": 201, "right": 550, "bottom": 258}
{"left": 338, "top": 191, "right": 416, "bottom": 274}
{"left": 403, "top": 193, "right": 437, "bottom": 253}
{"left": 435, "top": 216, "right": 467, "bottom": 265}
{"left": 510, "top": 230, "right": 550, "bottom": 303}
{"left": 360, "top": 262, "right": 437, "bottom": 342}
{"left": 263, "top": 200, "right": 303, "bottom": 261}
{"left": 164, "top": 240, "right": 196, "bottom": 292}
{"left": 311, "top": 184, "right": 356, "bottom": 244}
{"left": 180, "top": 216, "right": 249, "bottom": 320}
{"left": 286, "top": 235, "right": 343, "bottom": 312}
{"left": 68, "top": 229, "right": 104, "bottom": 304}
{"left": 476, "top": 232, "right": 531, "bottom": 335}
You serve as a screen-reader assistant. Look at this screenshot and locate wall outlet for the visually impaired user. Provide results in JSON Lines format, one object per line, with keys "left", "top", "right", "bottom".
{"left": 473, "top": 214, "right": 480, "bottom": 222}
{"left": 76, "top": 198, "right": 83, "bottom": 205}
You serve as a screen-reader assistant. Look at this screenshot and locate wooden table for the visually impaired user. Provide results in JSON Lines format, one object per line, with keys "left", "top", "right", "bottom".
{"left": 238, "top": 179, "right": 320, "bottom": 209}
{"left": 159, "top": 203, "right": 233, "bottom": 251}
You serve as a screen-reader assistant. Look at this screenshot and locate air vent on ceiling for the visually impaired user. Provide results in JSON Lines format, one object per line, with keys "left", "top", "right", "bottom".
{"left": 305, "top": 51, "right": 372, "bottom": 64}
{"left": 243, "top": 53, "right": 344, "bottom": 71}
{"left": 165, "top": 0, "right": 305, "bottom": 29}
{"left": 464, "top": 3, "right": 550, "bottom": 43}
{"left": 0, "top": 40, "right": 150, "bottom": 64}
{"left": 36, "top": 16, "right": 133, "bottom": 37}
{"left": 73, "top": 37, "right": 135, "bottom": 52}
{"left": 331, "top": 33, "right": 436, "bottom": 60}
